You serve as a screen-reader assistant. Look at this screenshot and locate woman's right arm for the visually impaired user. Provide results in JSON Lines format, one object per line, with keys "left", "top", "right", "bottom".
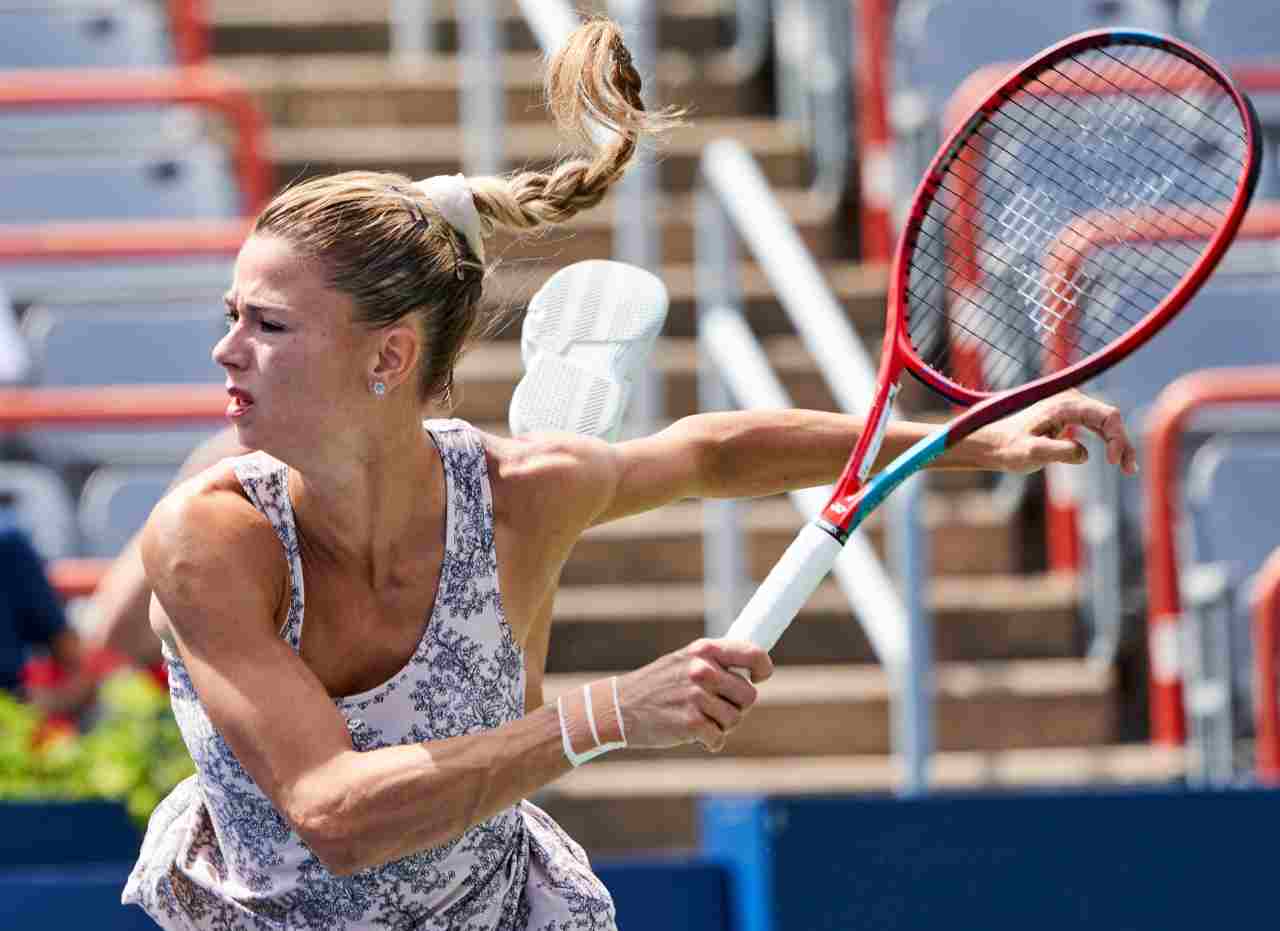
{"left": 144, "top": 483, "right": 771, "bottom": 877}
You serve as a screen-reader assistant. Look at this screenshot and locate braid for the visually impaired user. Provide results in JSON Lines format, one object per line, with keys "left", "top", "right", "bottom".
{"left": 467, "top": 18, "right": 685, "bottom": 235}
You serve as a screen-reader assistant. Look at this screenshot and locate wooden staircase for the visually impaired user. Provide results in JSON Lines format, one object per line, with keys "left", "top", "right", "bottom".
{"left": 207, "top": 0, "right": 1184, "bottom": 856}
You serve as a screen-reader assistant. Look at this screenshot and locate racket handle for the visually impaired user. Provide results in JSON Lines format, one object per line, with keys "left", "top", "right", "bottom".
{"left": 725, "top": 522, "right": 844, "bottom": 677}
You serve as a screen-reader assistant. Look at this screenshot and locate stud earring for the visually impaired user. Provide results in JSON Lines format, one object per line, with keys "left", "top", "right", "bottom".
{"left": 372, "top": 381, "right": 387, "bottom": 397}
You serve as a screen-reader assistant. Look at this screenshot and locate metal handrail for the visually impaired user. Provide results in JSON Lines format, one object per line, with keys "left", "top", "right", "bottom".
{"left": 697, "top": 138, "right": 932, "bottom": 795}
{"left": 390, "top": 0, "right": 437, "bottom": 62}
{"left": 772, "top": 0, "right": 853, "bottom": 198}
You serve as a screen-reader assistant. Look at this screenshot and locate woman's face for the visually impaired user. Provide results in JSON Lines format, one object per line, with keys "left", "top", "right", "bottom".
{"left": 213, "top": 235, "right": 377, "bottom": 458}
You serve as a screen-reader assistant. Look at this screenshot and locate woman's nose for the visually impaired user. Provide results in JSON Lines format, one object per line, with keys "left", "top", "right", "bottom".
{"left": 212, "top": 323, "right": 245, "bottom": 370}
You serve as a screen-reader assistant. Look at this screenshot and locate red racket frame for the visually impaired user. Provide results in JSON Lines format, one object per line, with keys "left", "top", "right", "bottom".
{"left": 823, "top": 30, "right": 1262, "bottom": 534}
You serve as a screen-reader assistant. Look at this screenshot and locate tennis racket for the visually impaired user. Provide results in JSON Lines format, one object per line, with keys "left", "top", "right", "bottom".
{"left": 727, "top": 29, "right": 1263, "bottom": 654}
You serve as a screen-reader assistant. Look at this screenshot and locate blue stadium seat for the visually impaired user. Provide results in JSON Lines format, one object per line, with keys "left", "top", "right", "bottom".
{"left": 0, "top": 106, "right": 207, "bottom": 155}
{"left": 0, "top": 259, "right": 237, "bottom": 314}
{"left": 890, "top": 0, "right": 1173, "bottom": 232}
{"left": 1181, "top": 437, "right": 1280, "bottom": 775}
{"left": 77, "top": 464, "right": 176, "bottom": 557}
{"left": 894, "top": 0, "right": 1173, "bottom": 126}
{"left": 0, "top": 144, "right": 240, "bottom": 224}
{"left": 0, "top": 1, "right": 172, "bottom": 69}
{"left": 1180, "top": 0, "right": 1280, "bottom": 63}
{"left": 1075, "top": 273, "right": 1280, "bottom": 661}
{"left": 0, "top": 280, "right": 27, "bottom": 381}
{"left": 1186, "top": 439, "right": 1280, "bottom": 590}
{"left": 0, "top": 461, "right": 78, "bottom": 560}
{"left": 18, "top": 295, "right": 227, "bottom": 465}
{"left": 1086, "top": 280, "right": 1280, "bottom": 440}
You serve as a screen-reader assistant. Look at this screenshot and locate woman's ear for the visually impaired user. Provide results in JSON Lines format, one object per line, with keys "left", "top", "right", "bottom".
{"left": 370, "top": 321, "right": 422, "bottom": 393}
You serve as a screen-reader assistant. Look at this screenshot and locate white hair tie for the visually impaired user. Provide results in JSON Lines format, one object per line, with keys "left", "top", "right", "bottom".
{"left": 413, "top": 174, "right": 486, "bottom": 267}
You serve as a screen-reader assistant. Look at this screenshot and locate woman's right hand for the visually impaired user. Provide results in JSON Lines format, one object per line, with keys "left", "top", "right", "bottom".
{"left": 615, "top": 639, "right": 773, "bottom": 752}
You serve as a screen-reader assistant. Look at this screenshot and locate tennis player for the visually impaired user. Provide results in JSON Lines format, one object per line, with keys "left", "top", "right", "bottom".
{"left": 120, "top": 18, "right": 1137, "bottom": 931}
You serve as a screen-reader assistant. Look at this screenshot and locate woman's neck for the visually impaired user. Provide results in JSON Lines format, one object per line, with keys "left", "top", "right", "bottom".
{"left": 285, "top": 414, "right": 447, "bottom": 587}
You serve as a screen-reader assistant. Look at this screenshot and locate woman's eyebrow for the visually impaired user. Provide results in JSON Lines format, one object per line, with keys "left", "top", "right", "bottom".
{"left": 223, "top": 293, "right": 292, "bottom": 314}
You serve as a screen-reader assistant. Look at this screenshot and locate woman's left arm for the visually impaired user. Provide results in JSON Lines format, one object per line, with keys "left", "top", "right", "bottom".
{"left": 588, "top": 390, "right": 1136, "bottom": 525}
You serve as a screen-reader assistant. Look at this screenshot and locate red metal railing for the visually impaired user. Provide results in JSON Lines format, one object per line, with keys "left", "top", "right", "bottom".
{"left": 0, "top": 68, "right": 272, "bottom": 216}
{"left": 1144, "top": 367, "right": 1280, "bottom": 744}
{"left": 855, "top": 0, "right": 895, "bottom": 263}
{"left": 0, "top": 219, "right": 250, "bottom": 264}
{"left": 1253, "top": 545, "right": 1280, "bottom": 783}
{"left": 168, "top": 0, "right": 210, "bottom": 66}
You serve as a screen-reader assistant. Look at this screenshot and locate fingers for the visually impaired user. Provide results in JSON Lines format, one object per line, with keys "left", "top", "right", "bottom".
{"left": 685, "top": 639, "right": 771, "bottom": 752}
{"left": 694, "top": 691, "right": 746, "bottom": 752}
{"left": 688, "top": 650, "right": 759, "bottom": 710}
{"left": 1034, "top": 436, "right": 1088, "bottom": 465}
{"left": 696, "top": 638, "right": 774, "bottom": 684}
{"left": 1040, "top": 393, "right": 1138, "bottom": 475}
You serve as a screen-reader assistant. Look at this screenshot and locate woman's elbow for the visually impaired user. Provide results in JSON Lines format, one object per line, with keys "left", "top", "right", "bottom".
{"left": 291, "top": 801, "right": 363, "bottom": 876}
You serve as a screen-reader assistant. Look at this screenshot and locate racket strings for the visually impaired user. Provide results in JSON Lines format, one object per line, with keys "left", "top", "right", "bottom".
{"left": 980, "top": 60, "right": 1238, "bottom": 263}
{"left": 1062, "top": 51, "right": 1243, "bottom": 178}
{"left": 928, "top": 148, "right": 1209, "bottom": 331}
{"left": 908, "top": 161, "right": 1204, "bottom": 374}
{"left": 991, "top": 94, "right": 1233, "bottom": 241}
{"left": 923, "top": 166, "right": 1187, "bottom": 318}
{"left": 903, "top": 40, "right": 1251, "bottom": 394}
{"left": 910, "top": 220, "right": 1151, "bottom": 352}
{"left": 1090, "top": 48, "right": 1248, "bottom": 172}
{"left": 1019, "top": 59, "right": 1243, "bottom": 220}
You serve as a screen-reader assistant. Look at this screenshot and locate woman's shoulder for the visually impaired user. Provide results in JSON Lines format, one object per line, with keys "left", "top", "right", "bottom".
{"left": 144, "top": 460, "right": 285, "bottom": 586}
{"left": 473, "top": 426, "right": 614, "bottom": 532}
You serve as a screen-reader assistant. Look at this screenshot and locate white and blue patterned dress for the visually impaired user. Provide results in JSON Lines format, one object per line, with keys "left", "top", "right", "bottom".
{"left": 123, "top": 419, "right": 617, "bottom": 930}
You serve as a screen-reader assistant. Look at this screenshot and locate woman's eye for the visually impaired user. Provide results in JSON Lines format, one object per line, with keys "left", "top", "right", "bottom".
{"left": 261, "top": 320, "right": 285, "bottom": 333}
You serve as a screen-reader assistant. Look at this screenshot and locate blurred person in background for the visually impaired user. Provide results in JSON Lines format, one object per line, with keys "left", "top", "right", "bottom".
{"left": 0, "top": 491, "right": 97, "bottom": 718}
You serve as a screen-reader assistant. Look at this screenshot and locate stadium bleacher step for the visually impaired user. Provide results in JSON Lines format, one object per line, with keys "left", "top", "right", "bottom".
{"left": 268, "top": 117, "right": 811, "bottom": 194}
{"left": 211, "top": 0, "right": 731, "bottom": 57}
{"left": 535, "top": 745, "right": 1189, "bottom": 854}
{"left": 546, "top": 574, "right": 1079, "bottom": 670}
{"left": 454, "top": 336, "right": 836, "bottom": 422}
{"left": 479, "top": 260, "right": 890, "bottom": 341}
{"left": 544, "top": 659, "right": 1118, "bottom": 759}
{"left": 223, "top": 49, "right": 767, "bottom": 125}
{"left": 566, "top": 494, "right": 1024, "bottom": 580}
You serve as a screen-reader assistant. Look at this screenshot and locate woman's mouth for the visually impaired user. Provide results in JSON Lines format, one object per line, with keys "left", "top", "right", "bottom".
{"left": 226, "top": 387, "right": 255, "bottom": 419}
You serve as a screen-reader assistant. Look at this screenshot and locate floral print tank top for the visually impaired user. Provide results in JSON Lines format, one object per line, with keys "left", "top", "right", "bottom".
{"left": 123, "top": 419, "right": 617, "bottom": 930}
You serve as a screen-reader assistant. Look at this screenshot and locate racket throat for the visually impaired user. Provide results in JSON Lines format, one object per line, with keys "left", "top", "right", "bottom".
{"left": 857, "top": 382, "right": 900, "bottom": 482}
{"left": 822, "top": 381, "right": 900, "bottom": 534}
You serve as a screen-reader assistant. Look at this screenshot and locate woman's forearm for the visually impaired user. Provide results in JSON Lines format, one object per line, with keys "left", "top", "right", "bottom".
{"left": 694, "top": 409, "right": 998, "bottom": 499}
{"left": 300, "top": 702, "right": 579, "bottom": 875}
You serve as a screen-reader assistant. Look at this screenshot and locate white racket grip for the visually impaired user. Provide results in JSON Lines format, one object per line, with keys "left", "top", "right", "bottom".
{"left": 724, "top": 522, "right": 843, "bottom": 674}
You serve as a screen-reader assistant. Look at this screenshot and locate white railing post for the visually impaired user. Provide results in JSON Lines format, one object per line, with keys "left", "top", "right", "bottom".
{"left": 697, "top": 187, "right": 749, "bottom": 637}
{"left": 697, "top": 140, "right": 933, "bottom": 794}
{"left": 390, "top": 0, "right": 436, "bottom": 63}
{"left": 607, "top": 0, "right": 663, "bottom": 437}
{"left": 888, "top": 474, "right": 932, "bottom": 796}
{"left": 458, "top": 0, "right": 504, "bottom": 176}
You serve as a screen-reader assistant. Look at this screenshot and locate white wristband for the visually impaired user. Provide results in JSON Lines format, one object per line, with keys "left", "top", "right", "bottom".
{"left": 557, "top": 676, "right": 627, "bottom": 767}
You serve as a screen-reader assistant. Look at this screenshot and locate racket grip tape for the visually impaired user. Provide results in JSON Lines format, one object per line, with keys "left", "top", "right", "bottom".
{"left": 724, "top": 521, "right": 844, "bottom": 677}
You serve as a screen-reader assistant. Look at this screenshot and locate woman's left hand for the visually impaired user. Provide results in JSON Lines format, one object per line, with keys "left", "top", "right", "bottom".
{"left": 975, "top": 390, "right": 1138, "bottom": 475}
